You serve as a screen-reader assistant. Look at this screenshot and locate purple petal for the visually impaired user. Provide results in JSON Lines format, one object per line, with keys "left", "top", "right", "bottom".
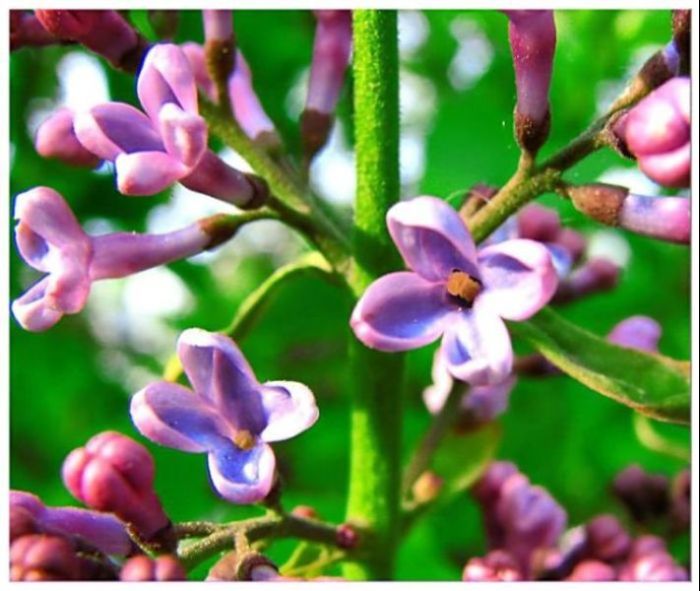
{"left": 12, "top": 277, "right": 65, "bottom": 332}
{"left": 477, "top": 239, "right": 558, "bottom": 321}
{"left": 44, "top": 261, "right": 92, "bottom": 313}
{"left": 42, "top": 507, "right": 132, "bottom": 556}
{"left": 638, "top": 144, "right": 690, "bottom": 188}
{"left": 177, "top": 329, "right": 266, "bottom": 434}
{"left": 258, "top": 381, "right": 319, "bottom": 443}
{"left": 181, "top": 42, "right": 217, "bottom": 100}
{"left": 387, "top": 196, "right": 479, "bottom": 282}
{"left": 137, "top": 44, "right": 199, "bottom": 123}
{"left": 157, "top": 103, "right": 207, "bottom": 167}
{"left": 607, "top": 316, "right": 661, "bottom": 353}
{"left": 73, "top": 102, "right": 163, "bottom": 160}
{"left": 441, "top": 305, "right": 513, "bottom": 385}
{"left": 423, "top": 348, "right": 457, "bottom": 414}
{"left": 351, "top": 271, "right": 451, "bottom": 351}
{"left": 229, "top": 50, "right": 277, "bottom": 139}
{"left": 544, "top": 243, "right": 573, "bottom": 279}
{"left": 114, "top": 151, "right": 188, "bottom": 195}
{"left": 130, "top": 381, "right": 233, "bottom": 453}
{"left": 34, "top": 108, "right": 101, "bottom": 168}
{"left": 464, "top": 376, "right": 516, "bottom": 422}
{"left": 207, "top": 439, "right": 276, "bottom": 504}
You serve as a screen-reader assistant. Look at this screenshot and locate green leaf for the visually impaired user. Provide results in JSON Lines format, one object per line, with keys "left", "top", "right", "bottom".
{"left": 431, "top": 422, "right": 501, "bottom": 503}
{"left": 510, "top": 307, "right": 690, "bottom": 425}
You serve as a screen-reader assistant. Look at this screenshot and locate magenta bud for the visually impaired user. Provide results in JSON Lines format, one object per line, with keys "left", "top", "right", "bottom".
{"left": 567, "top": 560, "right": 616, "bottom": 581}
{"left": 503, "top": 10, "right": 556, "bottom": 152}
{"left": 462, "top": 550, "right": 523, "bottom": 582}
{"left": 607, "top": 316, "right": 661, "bottom": 353}
{"left": 35, "top": 108, "right": 101, "bottom": 168}
{"left": 34, "top": 10, "right": 144, "bottom": 72}
{"left": 620, "top": 551, "right": 688, "bottom": 582}
{"left": 120, "top": 555, "right": 186, "bottom": 581}
{"left": 628, "top": 535, "right": 667, "bottom": 560}
{"left": 516, "top": 204, "right": 561, "bottom": 242}
{"left": 62, "top": 431, "right": 171, "bottom": 544}
{"left": 10, "top": 506, "right": 40, "bottom": 542}
{"left": 612, "top": 465, "right": 669, "bottom": 523}
{"left": 203, "top": 10, "right": 233, "bottom": 43}
{"left": 622, "top": 77, "right": 690, "bottom": 188}
{"left": 10, "top": 11, "right": 57, "bottom": 50}
{"left": 584, "top": 515, "right": 632, "bottom": 563}
{"left": 552, "top": 257, "right": 620, "bottom": 305}
{"left": 11, "top": 534, "right": 81, "bottom": 581}
{"left": 552, "top": 228, "right": 586, "bottom": 264}
{"left": 336, "top": 523, "right": 360, "bottom": 549}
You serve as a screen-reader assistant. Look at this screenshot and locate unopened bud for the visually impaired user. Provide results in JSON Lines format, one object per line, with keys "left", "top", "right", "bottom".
{"left": 10, "top": 10, "right": 57, "bottom": 50}
{"left": 517, "top": 203, "right": 561, "bottom": 242}
{"left": 552, "top": 228, "right": 586, "bottom": 264}
{"left": 203, "top": 11, "right": 235, "bottom": 102}
{"left": 236, "top": 553, "right": 278, "bottom": 581}
{"left": 607, "top": 316, "right": 661, "bottom": 353}
{"left": 412, "top": 470, "right": 444, "bottom": 504}
{"left": 612, "top": 465, "right": 669, "bottom": 523}
{"left": 567, "top": 560, "right": 616, "bottom": 581}
{"left": 120, "top": 555, "right": 186, "bottom": 581}
{"left": 584, "top": 514, "right": 631, "bottom": 563}
{"left": 463, "top": 550, "right": 523, "bottom": 581}
{"left": 10, "top": 506, "right": 40, "bottom": 542}
{"left": 620, "top": 550, "right": 688, "bottom": 582}
{"left": 552, "top": 257, "right": 619, "bottom": 305}
{"left": 567, "top": 183, "right": 628, "bottom": 226}
{"left": 336, "top": 523, "right": 360, "bottom": 549}
{"left": 35, "top": 108, "right": 101, "bottom": 168}
{"left": 628, "top": 535, "right": 667, "bottom": 560}
{"left": 11, "top": 534, "right": 81, "bottom": 581}
{"left": 291, "top": 505, "right": 319, "bottom": 520}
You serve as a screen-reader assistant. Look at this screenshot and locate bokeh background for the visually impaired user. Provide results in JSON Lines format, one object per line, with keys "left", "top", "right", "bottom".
{"left": 9, "top": 9, "right": 690, "bottom": 580}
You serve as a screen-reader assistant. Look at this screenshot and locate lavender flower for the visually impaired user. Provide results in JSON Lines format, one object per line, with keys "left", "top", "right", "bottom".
{"left": 12, "top": 187, "right": 233, "bottom": 332}
{"left": 351, "top": 196, "right": 558, "bottom": 385}
{"left": 130, "top": 328, "right": 319, "bottom": 504}
{"left": 584, "top": 515, "right": 632, "bottom": 563}
{"left": 463, "top": 550, "right": 523, "bottom": 581}
{"left": 120, "top": 555, "right": 186, "bottom": 581}
{"left": 618, "top": 77, "right": 690, "bottom": 188}
{"left": 10, "top": 491, "right": 132, "bottom": 556}
{"left": 607, "top": 316, "right": 662, "bottom": 352}
{"left": 34, "top": 108, "right": 101, "bottom": 168}
{"left": 503, "top": 10, "right": 556, "bottom": 153}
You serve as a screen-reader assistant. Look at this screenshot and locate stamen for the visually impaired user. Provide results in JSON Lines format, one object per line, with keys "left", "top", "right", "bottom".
{"left": 446, "top": 270, "right": 482, "bottom": 304}
{"left": 232, "top": 429, "right": 255, "bottom": 451}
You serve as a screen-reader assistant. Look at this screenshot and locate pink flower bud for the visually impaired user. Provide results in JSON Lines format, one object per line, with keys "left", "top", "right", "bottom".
{"left": 607, "top": 316, "right": 661, "bottom": 353}
{"left": 619, "top": 194, "right": 690, "bottom": 245}
{"left": 584, "top": 515, "right": 632, "bottom": 563}
{"left": 336, "top": 523, "right": 360, "bottom": 549}
{"left": 120, "top": 555, "right": 186, "bottom": 581}
{"left": 552, "top": 257, "right": 620, "bottom": 304}
{"left": 622, "top": 77, "right": 690, "bottom": 188}
{"left": 35, "top": 108, "right": 101, "bottom": 168}
{"left": 567, "top": 560, "right": 616, "bottom": 581}
{"left": 62, "top": 431, "right": 170, "bottom": 543}
{"left": 463, "top": 550, "right": 523, "bottom": 581}
{"left": 516, "top": 204, "right": 561, "bottom": 242}
{"left": 11, "top": 534, "right": 82, "bottom": 581}
{"left": 619, "top": 550, "right": 688, "bottom": 581}
{"left": 613, "top": 465, "right": 669, "bottom": 523}
{"left": 203, "top": 10, "right": 233, "bottom": 43}
{"left": 10, "top": 10, "right": 57, "bottom": 50}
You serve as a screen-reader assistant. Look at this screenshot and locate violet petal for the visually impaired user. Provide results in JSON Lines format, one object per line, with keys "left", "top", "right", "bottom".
{"left": 114, "top": 151, "right": 188, "bottom": 195}
{"left": 157, "top": 102, "right": 207, "bottom": 167}
{"left": 207, "top": 439, "right": 276, "bottom": 504}
{"left": 258, "top": 381, "right": 319, "bottom": 443}
{"left": 11, "top": 277, "right": 64, "bottom": 332}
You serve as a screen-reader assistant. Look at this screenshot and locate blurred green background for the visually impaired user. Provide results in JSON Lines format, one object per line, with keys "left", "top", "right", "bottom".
{"left": 9, "top": 9, "right": 689, "bottom": 580}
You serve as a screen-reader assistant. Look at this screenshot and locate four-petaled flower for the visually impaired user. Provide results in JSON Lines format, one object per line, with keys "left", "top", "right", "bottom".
{"left": 351, "top": 196, "right": 558, "bottom": 385}
{"left": 130, "top": 329, "right": 319, "bottom": 504}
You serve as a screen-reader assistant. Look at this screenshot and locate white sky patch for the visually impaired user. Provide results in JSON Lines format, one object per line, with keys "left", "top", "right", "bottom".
{"left": 400, "top": 68, "right": 437, "bottom": 128}
{"left": 400, "top": 131, "right": 426, "bottom": 186}
{"left": 399, "top": 10, "right": 430, "bottom": 60}
{"left": 57, "top": 52, "right": 111, "bottom": 111}
{"left": 309, "top": 122, "right": 356, "bottom": 206}
{"left": 598, "top": 166, "right": 661, "bottom": 197}
{"left": 448, "top": 16, "right": 494, "bottom": 91}
{"left": 587, "top": 229, "right": 632, "bottom": 269}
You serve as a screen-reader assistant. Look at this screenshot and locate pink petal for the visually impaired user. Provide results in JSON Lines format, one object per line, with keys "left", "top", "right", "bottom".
{"left": 12, "top": 277, "right": 64, "bottom": 332}
{"left": 351, "top": 271, "right": 451, "bottom": 351}
{"left": 157, "top": 103, "right": 207, "bottom": 167}
{"left": 258, "top": 381, "right": 319, "bottom": 443}
{"left": 477, "top": 239, "right": 558, "bottom": 321}
{"left": 207, "top": 440, "right": 276, "bottom": 504}
{"left": 387, "top": 196, "right": 479, "bottom": 282}
{"left": 115, "top": 151, "right": 188, "bottom": 195}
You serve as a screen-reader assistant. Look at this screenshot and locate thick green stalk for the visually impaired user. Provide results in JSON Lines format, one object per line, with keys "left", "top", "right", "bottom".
{"left": 344, "top": 10, "right": 404, "bottom": 581}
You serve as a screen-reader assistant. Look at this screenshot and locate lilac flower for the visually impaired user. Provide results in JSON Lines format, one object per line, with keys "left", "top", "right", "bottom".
{"left": 120, "top": 556, "right": 186, "bottom": 582}
{"left": 566, "top": 560, "right": 616, "bottom": 581}
{"left": 10, "top": 491, "right": 132, "bottom": 556}
{"left": 462, "top": 550, "right": 523, "bottom": 582}
{"left": 422, "top": 348, "right": 515, "bottom": 424}
{"left": 618, "top": 77, "right": 690, "bottom": 188}
{"left": 130, "top": 328, "right": 319, "bottom": 504}
{"left": 12, "top": 187, "right": 230, "bottom": 332}
{"left": 11, "top": 534, "right": 83, "bottom": 581}
{"left": 351, "top": 196, "right": 558, "bottom": 385}
{"left": 34, "top": 108, "right": 101, "bottom": 168}
{"left": 607, "top": 316, "right": 661, "bottom": 353}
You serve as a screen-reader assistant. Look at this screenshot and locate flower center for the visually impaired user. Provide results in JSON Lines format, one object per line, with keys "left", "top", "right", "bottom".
{"left": 232, "top": 429, "right": 255, "bottom": 451}
{"left": 446, "top": 270, "right": 482, "bottom": 305}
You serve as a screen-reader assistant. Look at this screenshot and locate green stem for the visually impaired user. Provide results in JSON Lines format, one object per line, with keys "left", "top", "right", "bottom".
{"left": 343, "top": 10, "right": 404, "bottom": 581}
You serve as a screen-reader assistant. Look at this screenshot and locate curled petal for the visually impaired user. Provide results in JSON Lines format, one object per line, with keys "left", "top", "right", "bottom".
{"left": 638, "top": 144, "right": 690, "bottom": 188}
{"left": 423, "top": 349, "right": 457, "bottom": 414}
{"left": 12, "top": 277, "right": 65, "bottom": 332}
{"left": 229, "top": 51, "right": 277, "bottom": 139}
{"left": 42, "top": 507, "right": 132, "bottom": 556}
{"left": 388, "top": 197, "right": 479, "bottom": 281}
{"left": 115, "top": 151, "right": 188, "bottom": 195}
{"left": 73, "top": 102, "right": 163, "bottom": 160}
{"left": 477, "top": 239, "right": 558, "bottom": 321}
{"left": 441, "top": 305, "right": 513, "bottom": 385}
{"left": 607, "top": 316, "right": 661, "bottom": 353}
{"left": 177, "top": 329, "right": 266, "bottom": 433}
{"left": 137, "top": 44, "right": 199, "bottom": 123}
{"left": 259, "top": 381, "right": 319, "bottom": 443}
{"left": 44, "top": 260, "right": 92, "bottom": 313}
{"left": 35, "top": 108, "right": 101, "bottom": 168}
{"left": 181, "top": 42, "right": 217, "bottom": 100}
{"left": 130, "top": 381, "right": 233, "bottom": 453}
{"left": 351, "top": 271, "right": 450, "bottom": 351}
{"left": 157, "top": 103, "right": 207, "bottom": 167}
{"left": 207, "top": 439, "right": 276, "bottom": 504}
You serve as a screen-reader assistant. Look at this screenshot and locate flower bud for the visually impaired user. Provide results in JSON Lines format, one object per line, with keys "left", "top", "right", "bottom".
{"left": 619, "top": 550, "right": 688, "bottom": 581}
{"left": 411, "top": 470, "right": 444, "bottom": 504}
{"left": 607, "top": 315, "right": 662, "bottom": 353}
{"left": 552, "top": 228, "right": 586, "bottom": 264}
{"left": 62, "top": 431, "right": 173, "bottom": 549}
{"left": 628, "top": 535, "right": 667, "bottom": 560}
{"left": 11, "top": 534, "right": 82, "bottom": 581}
{"left": 566, "top": 560, "right": 616, "bottom": 581}
{"left": 336, "top": 523, "right": 360, "bottom": 549}
{"left": 120, "top": 555, "right": 186, "bottom": 581}
{"left": 517, "top": 204, "right": 561, "bottom": 242}
{"left": 463, "top": 550, "right": 523, "bottom": 581}
{"left": 203, "top": 10, "right": 235, "bottom": 99}
{"left": 291, "top": 505, "right": 318, "bottom": 520}
{"left": 503, "top": 10, "right": 556, "bottom": 153}
{"left": 612, "top": 465, "right": 669, "bottom": 523}
{"left": 10, "top": 10, "right": 57, "bottom": 50}
{"left": 584, "top": 514, "right": 631, "bottom": 563}
{"left": 10, "top": 506, "right": 40, "bottom": 542}
{"left": 552, "top": 257, "right": 619, "bottom": 305}
{"left": 35, "top": 108, "right": 101, "bottom": 168}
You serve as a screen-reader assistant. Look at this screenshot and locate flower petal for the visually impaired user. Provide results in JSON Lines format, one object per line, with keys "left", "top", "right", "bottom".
{"left": 137, "top": 44, "right": 199, "bottom": 123}
{"left": 207, "top": 439, "right": 276, "bottom": 504}
{"left": 259, "top": 381, "right": 319, "bottom": 443}
{"left": 157, "top": 102, "right": 207, "bottom": 167}
{"left": 464, "top": 376, "right": 517, "bottom": 422}
{"left": 115, "top": 151, "right": 188, "bottom": 195}
{"left": 12, "top": 277, "right": 64, "bottom": 332}
{"left": 441, "top": 306, "right": 513, "bottom": 385}
{"left": 423, "top": 348, "right": 457, "bottom": 414}
{"left": 177, "top": 329, "right": 266, "bottom": 434}
{"left": 607, "top": 316, "right": 661, "bottom": 353}
{"left": 130, "top": 381, "right": 232, "bottom": 453}
{"left": 388, "top": 196, "right": 479, "bottom": 282}
{"left": 477, "top": 239, "right": 558, "bottom": 321}
{"left": 351, "top": 271, "right": 451, "bottom": 351}
{"left": 73, "top": 102, "right": 162, "bottom": 160}
{"left": 544, "top": 243, "right": 573, "bottom": 279}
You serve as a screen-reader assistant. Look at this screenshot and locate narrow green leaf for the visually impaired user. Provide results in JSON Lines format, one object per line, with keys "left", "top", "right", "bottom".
{"left": 510, "top": 307, "right": 690, "bottom": 425}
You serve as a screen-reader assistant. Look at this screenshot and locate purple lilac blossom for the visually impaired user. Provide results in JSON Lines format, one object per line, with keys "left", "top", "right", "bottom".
{"left": 35, "top": 108, "right": 101, "bottom": 168}
{"left": 12, "top": 187, "right": 218, "bottom": 332}
{"left": 619, "top": 194, "right": 690, "bottom": 244}
{"left": 10, "top": 11, "right": 57, "bottom": 50}
{"left": 351, "top": 196, "right": 558, "bottom": 385}
{"left": 202, "top": 10, "right": 233, "bottom": 42}
{"left": 130, "top": 328, "right": 319, "bottom": 504}
{"left": 10, "top": 491, "right": 132, "bottom": 556}
{"left": 607, "top": 316, "right": 661, "bottom": 352}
